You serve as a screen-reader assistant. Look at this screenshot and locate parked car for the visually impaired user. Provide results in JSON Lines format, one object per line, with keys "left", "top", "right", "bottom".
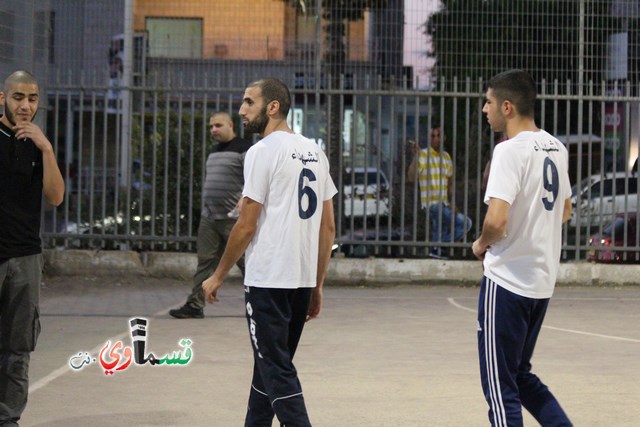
{"left": 343, "top": 167, "right": 390, "bottom": 218}
{"left": 570, "top": 172, "right": 638, "bottom": 228}
{"left": 586, "top": 212, "right": 639, "bottom": 263}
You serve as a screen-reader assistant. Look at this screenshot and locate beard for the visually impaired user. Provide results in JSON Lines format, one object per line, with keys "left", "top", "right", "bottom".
{"left": 2, "top": 107, "right": 36, "bottom": 126}
{"left": 3, "top": 108, "right": 16, "bottom": 126}
{"left": 243, "top": 106, "right": 268, "bottom": 135}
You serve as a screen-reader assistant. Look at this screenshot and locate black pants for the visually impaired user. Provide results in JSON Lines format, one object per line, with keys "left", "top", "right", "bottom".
{"left": 243, "top": 286, "right": 312, "bottom": 427}
{"left": 0, "top": 254, "right": 42, "bottom": 426}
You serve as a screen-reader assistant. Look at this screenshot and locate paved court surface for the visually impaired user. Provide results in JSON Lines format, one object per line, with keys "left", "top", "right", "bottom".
{"left": 19, "top": 275, "right": 640, "bottom": 426}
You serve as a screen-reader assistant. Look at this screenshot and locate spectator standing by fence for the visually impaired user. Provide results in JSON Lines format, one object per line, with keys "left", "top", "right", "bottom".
{"left": 0, "top": 70, "right": 65, "bottom": 425}
{"left": 169, "top": 112, "right": 251, "bottom": 319}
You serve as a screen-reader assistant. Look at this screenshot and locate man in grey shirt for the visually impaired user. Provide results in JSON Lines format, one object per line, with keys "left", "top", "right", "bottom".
{"left": 170, "top": 112, "right": 251, "bottom": 318}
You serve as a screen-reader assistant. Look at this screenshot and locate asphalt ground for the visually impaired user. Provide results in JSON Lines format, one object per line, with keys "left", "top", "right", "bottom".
{"left": 18, "top": 275, "right": 640, "bottom": 427}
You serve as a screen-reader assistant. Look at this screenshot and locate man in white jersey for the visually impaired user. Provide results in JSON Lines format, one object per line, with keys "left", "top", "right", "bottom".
{"left": 472, "top": 69, "right": 573, "bottom": 427}
{"left": 202, "top": 78, "right": 337, "bottom": 426}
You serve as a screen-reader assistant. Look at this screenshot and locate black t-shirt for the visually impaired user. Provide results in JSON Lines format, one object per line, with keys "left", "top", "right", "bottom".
{"left": 0, "top": 119, "right": 44, "bottom": 258}
{"left": 210, "top": 136, "right": 252, "bottom": 155}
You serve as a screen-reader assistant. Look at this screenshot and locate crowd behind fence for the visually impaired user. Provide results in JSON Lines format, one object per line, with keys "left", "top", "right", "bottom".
{"left": 41, "top": 76, "right": 640, "bottom": 263}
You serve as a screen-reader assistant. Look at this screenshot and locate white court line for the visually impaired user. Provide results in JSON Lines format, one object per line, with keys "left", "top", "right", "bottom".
{"left": 29, "top": 330, "right": 129, "bottom": 394}
{"left": 448, "top": 297, "right": 476, "bottom": 314}
{"left": 541, "top": 325, "right": 640, "bottom": 343}
{"left": 29, "top": 303, "right": 181, "bottom": 394}
{"left": 447, "top": 297, "right": 640, "bottom": 344}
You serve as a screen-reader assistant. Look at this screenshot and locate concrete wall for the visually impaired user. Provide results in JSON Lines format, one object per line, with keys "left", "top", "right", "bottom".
{"left": 43, "top": 249, "right": 640, "bottom": 287}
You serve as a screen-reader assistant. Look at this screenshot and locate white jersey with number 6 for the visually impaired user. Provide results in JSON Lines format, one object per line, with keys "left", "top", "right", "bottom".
{"left": 242, "top": 131, "right": 338, "bottom": 289}
{"left": 483, "top": 130, "right": 571, "bottom": 299}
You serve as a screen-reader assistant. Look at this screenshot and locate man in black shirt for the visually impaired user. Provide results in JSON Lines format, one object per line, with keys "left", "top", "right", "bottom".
{"left": 169, "top": 112, "right": 251, "bottom": 319}
{"left": 0, "top": 70, "right": 64, "bottom": 425}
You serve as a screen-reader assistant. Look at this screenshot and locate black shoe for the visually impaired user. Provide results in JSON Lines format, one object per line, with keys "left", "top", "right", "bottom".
{"left": 429, "top": 248, "right": 449, "bottom": 260}
{"left": 169, "top": 304, "right": 204, "bottom": 319}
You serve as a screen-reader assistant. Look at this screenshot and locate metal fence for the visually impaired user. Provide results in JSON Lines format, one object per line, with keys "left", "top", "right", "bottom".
{"left": 2, "top": 0, "right": 639, "bottom": 262}
{"left": 41, "top": 75, "right": 640, "bottom": 262}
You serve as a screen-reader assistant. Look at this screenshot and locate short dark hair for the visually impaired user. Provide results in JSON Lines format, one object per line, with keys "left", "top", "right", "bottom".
{"left": 248, "top": 78, "right": 291, "bottom": 118}
{"left": 211, "top": 111, "right": 234, "bottom": 128}
{"left": 3, "top": 70, "right": 38, "bottom": 92}
{"left": 487, "top": 69, "right": 536, "bottom": 118}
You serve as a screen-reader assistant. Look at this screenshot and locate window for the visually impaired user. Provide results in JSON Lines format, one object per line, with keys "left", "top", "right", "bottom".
{"left": 589, "top": 177, "right": 638, "bottom": 199}
{"left": 145, "top": 17, "right": 202, "bottom": 58}
{"left": 601, "top": 180, "right": 614, "bottom": 197}
{"left": 617, "top": 177, "right": 638, "bottom": 194}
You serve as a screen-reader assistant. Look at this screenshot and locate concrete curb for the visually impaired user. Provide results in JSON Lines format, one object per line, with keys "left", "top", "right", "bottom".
{"left": 43, "top": 249, "right": 242, "bottom": 280}
{"left": 43, "top": 249, "right": 640, "bottom": 286}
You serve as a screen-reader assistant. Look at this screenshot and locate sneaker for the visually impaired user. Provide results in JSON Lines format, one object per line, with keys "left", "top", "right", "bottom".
{"left": 169, "top": 304, "right": 204, "bottom": 319}
{"left": 429, "top": 248, "right": 449, "bottom": 260}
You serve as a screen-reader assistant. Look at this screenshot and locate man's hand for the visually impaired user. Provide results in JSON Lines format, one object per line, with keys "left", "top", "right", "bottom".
{"left": 13, "top": 122, "right": 52, "bottom": 153}
{"left": 472, "top": 239, "right": 487, "bottom": 261}
{"left": 473, "top": 198, "right": 510, "bottom": 262}
{"left": 407, "top": 139, "right": 419, "bottom": 155}
{"left": 13, "top": 121, "right": 65, "bottom": 206}
{"left": 202, "top": 275, "right": 223, "bottom": 304}
{"left": 306, "top": 287, "right": 323, "bottom": 322}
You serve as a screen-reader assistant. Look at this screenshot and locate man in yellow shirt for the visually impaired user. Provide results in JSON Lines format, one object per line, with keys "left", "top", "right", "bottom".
{"left": 408, "top": 125, "right": 471, "bottom": 259}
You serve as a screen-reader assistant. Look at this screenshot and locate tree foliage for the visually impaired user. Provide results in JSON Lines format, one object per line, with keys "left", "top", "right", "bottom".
{"left": 423, "top": 0, "right": 627, "bottom": 154}
{"left": 425, "top": 0, "right": 617, "bottom": 85}
{"left": 129, "top": 107, "right": 212, "bottom": 249}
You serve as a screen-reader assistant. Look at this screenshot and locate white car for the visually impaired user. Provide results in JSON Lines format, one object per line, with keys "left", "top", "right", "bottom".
{"left": 343, "top": 167, "right": 390, "bottom": 217}
{"left": 570, "top": 172, "right": 639, "bottom": 227}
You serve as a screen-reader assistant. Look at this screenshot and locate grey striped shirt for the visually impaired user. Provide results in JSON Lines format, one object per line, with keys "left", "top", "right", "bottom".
{"left": 201, "top": 136, "right": 252, "bottom": 220}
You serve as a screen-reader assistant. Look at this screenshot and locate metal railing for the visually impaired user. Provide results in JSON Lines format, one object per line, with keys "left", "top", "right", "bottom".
{"left": 42, "top": 76, "right": 640, "bottom": 263}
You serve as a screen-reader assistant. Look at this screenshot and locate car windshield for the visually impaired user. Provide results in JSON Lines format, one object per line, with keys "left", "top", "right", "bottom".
{"left": 573, "top": 176, "right": 595, "bottom": 197}
{"left": 352, "top": 171, "right": 383, "bottom": 186}
{"left": 585, "top": 177, "right": 639, "bottom": 199}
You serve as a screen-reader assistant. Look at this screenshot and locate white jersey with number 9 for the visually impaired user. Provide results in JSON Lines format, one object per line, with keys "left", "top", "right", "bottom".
{"left": 483, "top": 130, "right": 571, "bottom": 299}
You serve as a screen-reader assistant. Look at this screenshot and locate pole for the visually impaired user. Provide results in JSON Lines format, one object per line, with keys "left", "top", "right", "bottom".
{"left": 120, "top": 0, "right": 134, "bottom": 187}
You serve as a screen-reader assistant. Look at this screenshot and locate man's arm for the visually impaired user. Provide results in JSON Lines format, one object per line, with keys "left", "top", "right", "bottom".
{"left": 307, "top": 199, "right": 336, "bottom": 321}
{"left": 472, "top": 198, "right": 510, "bottom": 260}
{"left": 14, "top": 122, "right": 64, "bottom": 206}
{"left": 202, "top": 197, "right": 261, "bottom": 302}
{"left": 407, "top": 154, "right": 417, "bottom": 183}
{"left": 562, "top": 198, "right": 572, "bottom": 224}
{"left": 42, "top": 147, "right": 65, "bottom": 206}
